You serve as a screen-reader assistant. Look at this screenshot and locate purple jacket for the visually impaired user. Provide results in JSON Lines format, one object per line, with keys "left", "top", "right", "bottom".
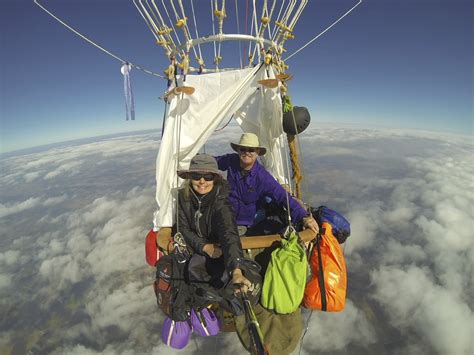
{"left": 216, "top": 153, "right": 308, "bottom": 226}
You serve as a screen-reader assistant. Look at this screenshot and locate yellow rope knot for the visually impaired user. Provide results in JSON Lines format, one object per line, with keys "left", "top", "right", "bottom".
{"left": 176, "top": 17, "right": 187, "bottom": 28}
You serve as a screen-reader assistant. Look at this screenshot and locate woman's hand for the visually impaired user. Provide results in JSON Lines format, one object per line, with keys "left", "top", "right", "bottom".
{"left": 202, "top": 243, "right": 223, "bottom": 258}
{"left": 232, "top": 268, "right": 253, "bottom": 295}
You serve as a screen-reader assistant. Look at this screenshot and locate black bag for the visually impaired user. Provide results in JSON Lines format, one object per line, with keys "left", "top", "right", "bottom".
{"left": 187, "top": 255, "right": 263, "bottom": 316}
{"left": 154, "top": 252, "right": 192, "bottom": 321}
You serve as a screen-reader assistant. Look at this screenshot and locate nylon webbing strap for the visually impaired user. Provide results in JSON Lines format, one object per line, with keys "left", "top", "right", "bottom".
{"left": 316, "top": 232, "right": 327, "bottom": 312}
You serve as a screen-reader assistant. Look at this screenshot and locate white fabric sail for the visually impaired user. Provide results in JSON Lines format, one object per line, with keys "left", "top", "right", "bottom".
{"left": 154, "top": 64, "right": 286, "bottom": 229}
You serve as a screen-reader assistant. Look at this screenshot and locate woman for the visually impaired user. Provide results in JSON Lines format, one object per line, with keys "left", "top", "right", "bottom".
{"left": 177, "top": 154, "right": 252, "bottom": 295}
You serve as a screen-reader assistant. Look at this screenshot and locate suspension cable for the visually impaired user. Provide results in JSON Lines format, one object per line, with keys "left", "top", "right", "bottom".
{"left": 210, "top": 0, "right": 218, "bottom": 68}
{"left": 234, "top": 0, "right": 243, "bottom": 68}
{"left": 134, "top": 0, "right": 159, "bottom": 42}
{"left": 271, "top": 0, "right": 286, "bottom": 40}
{"left": 161, "top": 0, "right": 182, "bottom": 47}
{"left": 266, "top": 0, "right": 277, "bottom": 41}
{"left": 285, "top": 0, "right": 363, "bottom": 61}
{"left": 33, "top": 0, "right": 165, "bottom": 78}
{"left": 149, "top": 0, "right": 176, "bottom": 54}
{"left": 190, "top": 0, "right": 204, "bottom": 64}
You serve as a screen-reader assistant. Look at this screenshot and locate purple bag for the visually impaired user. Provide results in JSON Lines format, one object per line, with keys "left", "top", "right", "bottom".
{"left": 191, "top": 308, "right": 220, "bottom": 336}
{"left": 161, "top": 317, "right": 192, "bottom": 349}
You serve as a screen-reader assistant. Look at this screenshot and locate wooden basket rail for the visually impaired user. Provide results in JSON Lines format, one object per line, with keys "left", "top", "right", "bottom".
{"left": 156, "top": 227, "right": 316, "bottom": 253}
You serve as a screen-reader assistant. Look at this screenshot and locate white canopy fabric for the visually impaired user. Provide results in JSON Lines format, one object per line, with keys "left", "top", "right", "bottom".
{"left": 153, "top": 65, "right": 286, "bottom": 229}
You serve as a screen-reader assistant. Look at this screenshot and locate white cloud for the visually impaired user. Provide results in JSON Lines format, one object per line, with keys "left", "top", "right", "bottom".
{"left": 43, "top": 194, "right": 68, "bottom": 206}
{"left": 24, "top": 171, "right": 40, "bottom": 183}
{"left": 0, "top": 250, "right": 20, "bottom": 266}
{"left": 300, "top": 300, "right": 376, "bottom": 352}
{"left": 39, "top": 254, "right": 83, "bottom": 288}
{"left": 44, "top": 160, "right": 84, "bottom": 179}
{"left": 0, "top": 274, "right": 12, "bottom": 291}
{"left": 0, "top": 197, "right": 41, "bottom": 218}
{"left": 1, "top": 127, "right": 473, "bottom": 354}
{"left": 371, "top": 266, "right": 473, "bottom": 355}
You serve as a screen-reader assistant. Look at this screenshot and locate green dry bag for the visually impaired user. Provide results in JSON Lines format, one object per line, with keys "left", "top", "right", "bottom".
{"left": 261, "top": 228, "right": 308, "bottom": 314}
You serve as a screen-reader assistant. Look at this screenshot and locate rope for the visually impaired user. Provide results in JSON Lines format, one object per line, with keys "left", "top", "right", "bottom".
{"left": 34, "top": 0, "right": 165, "bottom": 79}
{"left": 216, "top": 0, "right": 226, "bottom": 67}
{"left": 177, "top": 0, "right": 200, "bottom": 60}
{"left": 161, "top": 0, "right": 182, "bottom": 46}
{"left": 288, "top": 0, "right": 307, "bottom": 31}
{"left": 288, "top": 97, "right": 311, "bottom": 204}
{"left": 174, "top": 93, "right": 185, "bottom": 234}
{"left": 281, "top": 132, "right": 294, "bottom": 225}
{"left": 249, "top": 0, "right": 259, "bottom": 65}
{"left": 210, "top": 0, "right": 218, "bottom": 66}
{"left": 149, "top": 0, "right": 176, "bottom": 54}
{"left": 298, "top": 310, "right": 314, "bottom": 355}
{"left": 285, "top": 0, "right": 363, "bottom": 61}
{"left": 139, "top": 0, "right": 174, "bottom": 55}
{"left": 266, "top": 0, "right": 278, "bottom": 40}
{"left": 234, "top": 0, "right": 243, "bottom": 68}
{"left": 133, "top": 0, "right": 159, "bottom": 41}
{"left": 214, "top": 115, "right": 233, "bottom": 132}
{"left": 271, "top": 0, "right": 286, "bottom": 40}
{"left": 190, "top": 0, "right": 204, "bottom": 64}
{"left": 244, "top": 0, "right": 250, "bottom": 65}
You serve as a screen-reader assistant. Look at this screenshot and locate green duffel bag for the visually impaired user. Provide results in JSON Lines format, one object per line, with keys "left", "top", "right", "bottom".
{"left": 261, "top": 228, "right": 308, "bottom": 314}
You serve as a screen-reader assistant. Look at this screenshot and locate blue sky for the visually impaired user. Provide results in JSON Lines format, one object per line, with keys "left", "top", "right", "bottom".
{"left": 1, "top": 0, "right": 472, "bottom": 153}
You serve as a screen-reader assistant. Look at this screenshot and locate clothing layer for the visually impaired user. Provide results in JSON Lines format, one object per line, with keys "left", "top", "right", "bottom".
{"left": 177, "top": 180, "right": 243, "bottom": 272}
{"left": 216, "top": 153, "right": 307, "bottom": 226}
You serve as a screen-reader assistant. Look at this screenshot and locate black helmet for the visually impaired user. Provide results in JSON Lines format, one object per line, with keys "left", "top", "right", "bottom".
{"left": 282, "top": 106, "right": 311, "bottom": 135}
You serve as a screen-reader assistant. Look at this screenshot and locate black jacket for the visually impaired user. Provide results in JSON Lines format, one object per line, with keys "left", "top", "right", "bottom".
{"left": 177, "top": 180, "right": 243, "bottom": 272}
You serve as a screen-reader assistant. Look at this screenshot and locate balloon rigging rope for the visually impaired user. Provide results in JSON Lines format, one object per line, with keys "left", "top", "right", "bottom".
{"left": 298, "top": 310, "right": 314, "bottom": 355}
{"left": 210, "top": 0, "right": 218, "bottom": 65}
{"left": 234, "top": 0, "right": 243, "bottom": 69}
{"left": 33, "top": 0, "right": 165, "bottom": 79}
{"left": 133, "top": 0, "right": 159, "bottom": 42}
{"left": 161, "top": 0, "right": 182, "bottom": 46}
{"left": 190, "top": 0, "right": 204, "bottom": 61}
{"left": 285, "top": 0, "right": 363, "bottom": 61}
{"left": 177, "top": 0, "right": 200, "bottom": 60}
{"left": 271, "top": 0, "right": 286, "bottom": 40}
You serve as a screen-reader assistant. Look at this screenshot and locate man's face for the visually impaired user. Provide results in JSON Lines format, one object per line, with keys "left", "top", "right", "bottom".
{"left": 239, "top": 147, "right": 258, "bottom": 169}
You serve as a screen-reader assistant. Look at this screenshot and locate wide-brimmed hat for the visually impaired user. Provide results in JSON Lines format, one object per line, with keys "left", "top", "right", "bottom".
{"left": 230, "top": 133, "right": 267, "bottom": 156}
{"left": 177, "top": 154, "right": 220, "bottom": 179}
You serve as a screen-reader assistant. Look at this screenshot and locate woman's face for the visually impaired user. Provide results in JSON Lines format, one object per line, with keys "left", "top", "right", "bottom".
{"left": 190, "top": 172, "right": 215, "bottom": 195}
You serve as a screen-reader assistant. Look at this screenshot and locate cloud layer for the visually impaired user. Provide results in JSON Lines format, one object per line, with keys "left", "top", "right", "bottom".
{"left": 0, "top": 127, "right": 472, "bottom": 354}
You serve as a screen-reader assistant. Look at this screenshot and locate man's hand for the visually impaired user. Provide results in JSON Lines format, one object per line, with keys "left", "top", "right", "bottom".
{"left": 302, "top": 215, "right": 319, "bottom": 234}
{"left": 202, "top": 243, "right": 223, "bottom": 258}
{"left": 232, "top": 268, "right": 253, "bottom": 295}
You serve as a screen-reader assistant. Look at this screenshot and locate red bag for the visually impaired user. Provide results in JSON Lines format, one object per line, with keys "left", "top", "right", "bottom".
{"left": 145, "top": 229, "right": 163, "bottom": 266}
{"left": 303, "top": 222, "right": 347, "bottom": 312}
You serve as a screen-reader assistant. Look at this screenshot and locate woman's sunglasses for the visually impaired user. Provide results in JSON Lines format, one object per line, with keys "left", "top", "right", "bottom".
{"left": 239, "top": 147, "right": 257, "bottom": 153}
{"left": 190, "top": 173, "right": 215, "bottom": 181}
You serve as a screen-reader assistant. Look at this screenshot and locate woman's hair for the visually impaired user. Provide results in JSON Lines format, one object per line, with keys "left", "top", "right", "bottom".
{"left": 182, "top": 174, "right": 222, "bottom": 200}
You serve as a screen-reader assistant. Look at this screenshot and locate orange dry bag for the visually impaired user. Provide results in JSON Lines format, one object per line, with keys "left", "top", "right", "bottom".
{"left": 303, "top": 222, "right": 347, "bottom": 312}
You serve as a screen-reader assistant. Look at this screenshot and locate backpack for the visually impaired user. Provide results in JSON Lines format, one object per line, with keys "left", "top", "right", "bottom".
{"left": 303, "top": 222, "right": 347, "bottom": 312}
{"left": 311, "top": 206, "right": 350, "bottom": 244}
{"left": 154, "top": 252, "right": 192, "bottom": 321}
{"left": 260, "top": 228, "right": 308, "bottom": 314}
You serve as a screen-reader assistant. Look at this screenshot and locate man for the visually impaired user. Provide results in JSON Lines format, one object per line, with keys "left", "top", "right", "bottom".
{"left": 216, "top": 133, "right": 318, "bottom": 235}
